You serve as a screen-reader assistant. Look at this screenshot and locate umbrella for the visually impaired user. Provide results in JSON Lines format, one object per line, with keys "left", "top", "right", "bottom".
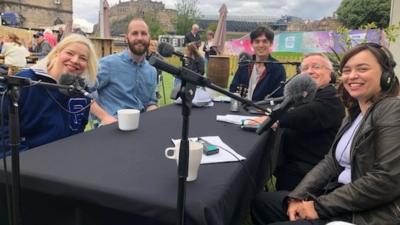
{"left": 213, "top": 4, "right": 228, "bottom": 55}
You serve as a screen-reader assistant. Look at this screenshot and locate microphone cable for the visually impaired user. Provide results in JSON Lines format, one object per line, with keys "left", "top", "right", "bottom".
{"left": 204, "top": 140, "right": 258, "bottom": 191}
{"left": 44, "top": 86, "right": 94, "bottom": 114}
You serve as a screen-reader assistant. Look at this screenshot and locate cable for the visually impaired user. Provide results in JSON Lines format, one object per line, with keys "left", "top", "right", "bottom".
{"left": 203, "top": 140, "right": 258, "bottom": 191}
{"left": 0, "top": 87, "right": 13, "bottom": 225}
{"left": 44, "top": 87, "right": 94, "bottom": 114}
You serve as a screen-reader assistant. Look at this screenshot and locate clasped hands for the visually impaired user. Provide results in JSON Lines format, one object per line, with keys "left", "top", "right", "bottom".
{"left": 287, "top": 199, "right": 319, "bottom": 221}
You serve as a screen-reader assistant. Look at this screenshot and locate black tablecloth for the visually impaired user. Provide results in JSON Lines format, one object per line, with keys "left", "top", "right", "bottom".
{"left": 0, "top": 103, "right": 276, "bottom": 225}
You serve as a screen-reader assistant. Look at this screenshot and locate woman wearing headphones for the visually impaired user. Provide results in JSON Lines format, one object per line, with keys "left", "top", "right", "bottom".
{"left": 251, "top": 43, "right": 400, "bottom": 225}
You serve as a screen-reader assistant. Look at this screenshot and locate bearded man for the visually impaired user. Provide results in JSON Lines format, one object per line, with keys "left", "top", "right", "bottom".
{"left": 91, "top": 18, "right": 158, "bottom": 125}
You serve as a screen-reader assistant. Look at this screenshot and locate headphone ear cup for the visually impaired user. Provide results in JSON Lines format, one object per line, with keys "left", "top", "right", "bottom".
{"left": 380, "top": 71, "right": 392, "bottom": 91}
{"left": 330, "top": 72, "right": 337, "bottom": 84}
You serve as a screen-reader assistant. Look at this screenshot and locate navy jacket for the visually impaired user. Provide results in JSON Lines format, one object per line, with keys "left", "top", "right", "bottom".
{"left": 229, "top": 55, "right": 286, "bottom": 101}
{"left": 0, "top": 69, "right": 90, "bottom": 153}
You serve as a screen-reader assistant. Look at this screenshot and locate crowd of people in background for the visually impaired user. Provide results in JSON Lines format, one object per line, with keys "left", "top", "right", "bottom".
{"left": 1, "top": 19, "right": 400, "bottom": 225}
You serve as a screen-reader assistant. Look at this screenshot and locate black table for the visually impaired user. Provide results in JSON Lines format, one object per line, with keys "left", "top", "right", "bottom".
{"left": 0, "top": 103, "right": 277, "bottom": 225}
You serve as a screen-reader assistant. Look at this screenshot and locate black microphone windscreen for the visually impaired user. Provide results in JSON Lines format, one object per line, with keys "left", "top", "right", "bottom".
{"left": 283, "top": 73, "right": 317, "bottom": 104}
{"left": 149, "top": 55, "right": 180, "bottom": 75}
{"left": 158, "top": 42, "right": 175, "bottom": 57}
{"left": 58, "top": 73, "right": 86, "bottom": 97}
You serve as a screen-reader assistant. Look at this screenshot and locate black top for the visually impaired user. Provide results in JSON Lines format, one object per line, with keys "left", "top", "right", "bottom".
{"left": 184, "top": 32, "right": 201, "bottom": 47}
{"left": 185, "top": 56, "right": 205, "bottom": 75}
{"left": 275, "top": 85, "right": 345, "bottom": 190}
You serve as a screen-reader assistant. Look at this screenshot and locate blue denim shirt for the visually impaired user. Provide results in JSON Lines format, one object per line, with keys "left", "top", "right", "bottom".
{"left": 95, "top": 50, "right": 157, "bottom": 116}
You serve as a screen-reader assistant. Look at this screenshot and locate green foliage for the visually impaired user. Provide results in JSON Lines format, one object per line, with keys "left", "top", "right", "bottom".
{"left": 206, "top": 23, "right": 218, "bottom": 33}
{"left": 336, "top": 0, "right": 391, "bottom": 29}
{"left": 328, "top": 21, "right": 400, "bottom": 77}
{"left": 143, "top": 12, "right": 165, "bottom": 39}
{"left": 174, "top": 0, "right": 201, "bottom": 35}
{"left": 385, "top": 22, "right": 400, "bottom": 43}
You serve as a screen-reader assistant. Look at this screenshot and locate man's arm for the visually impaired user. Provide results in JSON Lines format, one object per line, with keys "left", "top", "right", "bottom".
{"left": 90, "top": 101, "right": 117, "bottom": 125}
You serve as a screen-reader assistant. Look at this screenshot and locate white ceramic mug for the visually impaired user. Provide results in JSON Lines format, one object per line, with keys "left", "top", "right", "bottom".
{"left": 165, "top": 141, "right": 203, "bottom": 181}
{"left": 117, "top": 109, "right": 140, "bottom": 131}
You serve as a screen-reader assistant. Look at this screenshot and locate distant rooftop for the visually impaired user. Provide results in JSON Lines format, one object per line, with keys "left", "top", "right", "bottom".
{"left": 201, "top": 15, "right": 278, "bottom": 23}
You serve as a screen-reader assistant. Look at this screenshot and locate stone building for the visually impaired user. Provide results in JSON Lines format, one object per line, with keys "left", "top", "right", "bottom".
{"left": 109, "top": 0, "right": 176, "bottom": 34}
{"left": 0, "top": 0, "right": 72, "bottom": 28}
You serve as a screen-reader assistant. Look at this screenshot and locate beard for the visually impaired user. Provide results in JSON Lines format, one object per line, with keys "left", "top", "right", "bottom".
{"left": 128, "top": 39, "right": 149, "bottom": 56}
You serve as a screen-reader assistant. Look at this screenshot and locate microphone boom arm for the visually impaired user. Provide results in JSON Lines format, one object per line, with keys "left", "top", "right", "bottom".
{"left": 149, "top": 56, "right": 270, "bottom": 114}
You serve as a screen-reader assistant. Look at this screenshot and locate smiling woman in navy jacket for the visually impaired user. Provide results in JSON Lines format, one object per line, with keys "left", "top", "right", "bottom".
{"left": 229, "top": 26, "right": 286, "bottom": 101}
{"left": 1, "top": 34, "right": 98, "bottom": 153}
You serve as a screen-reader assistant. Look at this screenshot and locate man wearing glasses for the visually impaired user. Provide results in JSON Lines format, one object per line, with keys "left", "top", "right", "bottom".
{"left": 252, "top": 53, "right": 345, "bottom": 191}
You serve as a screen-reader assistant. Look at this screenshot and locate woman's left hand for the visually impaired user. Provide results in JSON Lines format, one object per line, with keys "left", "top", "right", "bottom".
{"left": 298, "top": 201, "right": 319, "bottom": 220}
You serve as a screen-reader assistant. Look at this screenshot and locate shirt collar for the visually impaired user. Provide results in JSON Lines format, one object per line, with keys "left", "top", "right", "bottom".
{"left": 122, "top": 49, "right": 147, "bottom": 66}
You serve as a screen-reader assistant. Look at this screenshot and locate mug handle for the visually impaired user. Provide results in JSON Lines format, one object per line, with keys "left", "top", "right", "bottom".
{"left": 165, "top": 147, "right": 176, "bottom": 159}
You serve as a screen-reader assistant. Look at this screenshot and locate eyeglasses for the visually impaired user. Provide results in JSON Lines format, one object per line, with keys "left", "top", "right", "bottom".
{"left": 300, "top": 63, "right": 327, "bottom": 72}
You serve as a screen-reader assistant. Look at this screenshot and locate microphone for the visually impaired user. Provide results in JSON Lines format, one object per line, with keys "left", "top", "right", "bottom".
{"left": 58, "top": 74, "right": 93, "bottom": 98}
{"left": 158, "top": 42, "right": 185, "bottom": 58}
{"left": 256, "top": 74, "right": 317, "bottom": 135}
{"left": 254, "top": 96, "right": 285, "bottom": 106}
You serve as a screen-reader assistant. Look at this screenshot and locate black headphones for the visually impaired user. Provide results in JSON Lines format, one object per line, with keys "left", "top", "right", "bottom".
{"left": 364, "top": 43, "right": 397, "bottom": 91}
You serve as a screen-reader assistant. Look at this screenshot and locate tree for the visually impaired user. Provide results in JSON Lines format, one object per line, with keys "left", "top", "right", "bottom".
{"left": 174, "top": 0, "right": 201, "bottom": 35}
{"left": 336, "top": 0, "right": 391, "bottom": 29}
{"left": 144, "top": 12, "right": 165, "bottom": 39}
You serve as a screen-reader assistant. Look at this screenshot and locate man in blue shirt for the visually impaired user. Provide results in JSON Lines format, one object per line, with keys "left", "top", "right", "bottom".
{"left": 91, "top": 18, "right": 158, "bottom": 125}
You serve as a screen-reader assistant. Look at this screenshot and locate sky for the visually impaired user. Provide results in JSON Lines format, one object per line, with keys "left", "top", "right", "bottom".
{"left": 73, "top": 0, "right": 342, "bottom": 27}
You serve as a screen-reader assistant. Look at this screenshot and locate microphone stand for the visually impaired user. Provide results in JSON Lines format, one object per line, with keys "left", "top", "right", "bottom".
{"left": 0, "top": 75, "right": 79, "bottom": 225}
{"left": 148, "top": 56, "right": 270, "bottom": 225}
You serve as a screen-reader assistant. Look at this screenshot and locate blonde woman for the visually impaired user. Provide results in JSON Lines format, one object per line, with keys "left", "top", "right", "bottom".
{"left": 1, "top": 34, "right": 98, "bottom": 152}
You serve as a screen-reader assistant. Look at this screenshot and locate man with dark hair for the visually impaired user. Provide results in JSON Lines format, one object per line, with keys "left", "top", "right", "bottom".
{"left": 229, "top": 26, "right": 286, "bottom": 101}
{"left": 91, "top": 18, "right": 158, "bottom": 125}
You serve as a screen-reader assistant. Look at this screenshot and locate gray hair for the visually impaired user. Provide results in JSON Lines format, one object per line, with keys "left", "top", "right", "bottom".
{"left": 302, "top": 53, "right": 333, "bottom": 71}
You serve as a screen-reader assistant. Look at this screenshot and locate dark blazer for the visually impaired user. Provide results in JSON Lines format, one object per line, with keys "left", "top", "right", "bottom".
{"left": 229, "top": 55, "right": 286, "bottom": 101}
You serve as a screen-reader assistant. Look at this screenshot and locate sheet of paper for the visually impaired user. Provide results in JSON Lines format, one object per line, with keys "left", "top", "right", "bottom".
{"left": 171, "top": 136, "right": 246, "bottom": 164}
{"left": 216, "top": 114, "right": 258, "bottom": 125}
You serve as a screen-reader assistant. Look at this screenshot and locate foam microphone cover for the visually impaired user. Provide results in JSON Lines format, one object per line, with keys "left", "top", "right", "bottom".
{"left": 157, "top": 42, "right": 175, "bottom": 57}
{"left": 283, "top": 73, "right": 317, "bottom": 104}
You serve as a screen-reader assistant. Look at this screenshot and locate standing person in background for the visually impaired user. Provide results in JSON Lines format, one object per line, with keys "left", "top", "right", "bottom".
{"left": 174, "top": 42, "right": 205, "bottom": 87}
{"left": 1, "top": 33, "right": 30, "bottom": 75}
{"left": 229, "top": 26, "right": 286, "bottom": 101}
{"left": 0, "top": 34, "right": 98, "bottom": 152}
{"left": 251, "top": 43, "right": 400, "bottom": 225}
{"left": 91, "top": 18, "right": 158, "bottom": 126}
{"left": 184, "top": 24, "right": 201, "bottom": 49}
{"left": 203, "top": 30, "right": 218, "bottom": 67}
{"left": 57, "top": 26, "right": 65, "bottom": 42}
{"left": 30, "top": 32, "right": 52, "bottom": 59}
